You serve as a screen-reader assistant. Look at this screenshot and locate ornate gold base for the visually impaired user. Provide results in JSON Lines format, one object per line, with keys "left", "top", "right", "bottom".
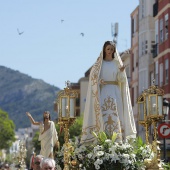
{"left": 145, "top": 158, "right": 164, "bottom": 170}
{"left": 145, "top": 162, "right": 164, "bottom": 170}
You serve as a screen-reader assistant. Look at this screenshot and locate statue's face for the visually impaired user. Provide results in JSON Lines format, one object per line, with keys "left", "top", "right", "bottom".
{"left": 44, "top": 112, "right": 50, "bottom": 119}
{"left": 105, "top": 45, "right": 115, "bottom": 57}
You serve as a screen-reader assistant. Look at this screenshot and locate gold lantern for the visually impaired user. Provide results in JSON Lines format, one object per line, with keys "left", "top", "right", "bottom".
{"left": 137, "top": 81, "right": 164, "bottom": 170}
{"left": 56, "top": 81, "right": 78, "bottom": 170}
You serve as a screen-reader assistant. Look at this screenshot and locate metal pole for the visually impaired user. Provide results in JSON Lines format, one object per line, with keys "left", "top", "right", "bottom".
{"left": 163, "top": 98, "right": 170, "bottom": 162}
{"left": 163, "top": 115, "right": 167, "bottom": 162}
{"left": 163, "top": 137, "right": 167, "bottom": 162}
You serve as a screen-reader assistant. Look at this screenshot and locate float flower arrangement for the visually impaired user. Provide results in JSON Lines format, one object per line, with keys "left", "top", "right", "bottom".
{"left": 55, "top": 132, "right": 155, "bottom": 170}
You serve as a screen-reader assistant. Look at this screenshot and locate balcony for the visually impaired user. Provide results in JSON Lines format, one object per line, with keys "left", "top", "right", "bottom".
{"left": 151, "top": 43, "right": 158, "bottom": 58}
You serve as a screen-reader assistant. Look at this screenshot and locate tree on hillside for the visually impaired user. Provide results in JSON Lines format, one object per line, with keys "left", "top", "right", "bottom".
{"left": 32, "top": 131, "right": 41, "bottom": 154}
{"left": 0, "top": 109, "right": 15, "bottom": 149}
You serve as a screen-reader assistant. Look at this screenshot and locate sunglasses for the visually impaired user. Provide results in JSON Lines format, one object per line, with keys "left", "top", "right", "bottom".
{"left": 34, "top": 162, "right": 40, "bottom": 165}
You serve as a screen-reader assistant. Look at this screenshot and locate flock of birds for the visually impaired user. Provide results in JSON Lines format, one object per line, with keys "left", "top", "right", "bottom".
{"left": 17, "top": 19, "right": 85, "bottom": 37}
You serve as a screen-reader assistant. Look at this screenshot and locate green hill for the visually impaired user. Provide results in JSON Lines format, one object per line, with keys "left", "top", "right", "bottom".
{"left": 0, "top": 66, "right": 60, "bottom": 129}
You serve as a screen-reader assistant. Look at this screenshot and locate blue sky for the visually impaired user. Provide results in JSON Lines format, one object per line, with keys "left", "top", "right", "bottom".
{"left": 0, "top": 0, "right": 138, "bottom": 89}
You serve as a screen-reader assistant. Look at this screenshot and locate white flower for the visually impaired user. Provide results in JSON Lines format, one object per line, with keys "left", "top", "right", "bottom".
{"left": 109, "top": 145, "right": 117, "bottom": 153}
{"left": 93, "top": 145, "right": 103, "bottom": 153}
{"left": 95, "top": 158, "right": 103, "bottom": 165}
{"left": 55, "top": 132, "right": 155, "bottom": 170}
{"left": 87, "top": 153, "right": 92, "bottom": 158}
{"left": 104, "top": 153, "right": 110, "bottom": 160}
{"left": 78, "top": 154, "right": 83, "bottom": 159}
{"left": 74, "top": 148, "right": 81, "bottom": 154}
{"left": 105, "top": 139, "right": 112, "bottom": 143}
{"left": 94, "top": 164, "right": 100, "bottom": 170}
{"left": 109, "top": 153, "right": 119, "bottom": 163}
{"left": 130, "top": 153, "right": 136, "bottom": 159}
{"left": 79, "top": 145, "right": 87, "bottom": 152}
{"left": 72, "top": 155, "right": 76, "bottom": 160}
{"left": 96, "top": 151, "right": 104, "bottom": 157}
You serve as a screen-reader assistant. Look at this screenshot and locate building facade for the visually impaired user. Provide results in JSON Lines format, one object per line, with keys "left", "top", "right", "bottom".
{"left": 153, "top": 0, "right": 170, "bottom": 160}
{"left": 153, "top": 0, "right": 170, "bottom": 103}
{"left": 138, "top": 0, "right": 155, "bottom": 95}
{"left": 130, "top": 6, "right": 139, "bottom": 133}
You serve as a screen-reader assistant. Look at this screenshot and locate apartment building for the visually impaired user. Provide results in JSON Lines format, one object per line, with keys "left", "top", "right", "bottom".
{"left": 153, "top": 0, "right": 170, "bottom": 103}
{"left": 138, "top": 0, "right": 155, "bottom": 95}
{"left": 153, "top": 0, "right": 170, "bottom": 160}
{"left": 130, "top": 6, "right": 139, "bottom": 133}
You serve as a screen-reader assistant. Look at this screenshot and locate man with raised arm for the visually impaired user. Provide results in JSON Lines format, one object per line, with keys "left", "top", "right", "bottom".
{"left": 26, "top": 111, "right": 59, "bottom": 158}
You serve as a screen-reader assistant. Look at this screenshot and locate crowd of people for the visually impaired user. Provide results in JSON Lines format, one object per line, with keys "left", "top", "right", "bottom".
{"left": 0, "top": 156, "right": 56, "bottom": 170}
{"left": 31, "top": 155, "right": 56, "bottom": 170}
{"left": 0, "top": 163, "right": 10, "bottom": 170}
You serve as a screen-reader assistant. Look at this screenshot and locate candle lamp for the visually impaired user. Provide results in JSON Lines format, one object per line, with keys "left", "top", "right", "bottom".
{"left": 56, "top": 80, "right": 78, "bottom": 170}
{"left": 12, "top": 140, "right": 27, "bottom": 170}
{"left": 137, "top": 79, "right": 164, "bottom": 170}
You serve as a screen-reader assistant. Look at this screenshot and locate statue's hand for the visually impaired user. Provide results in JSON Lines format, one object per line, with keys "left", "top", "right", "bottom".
{"left": 55, "top": 141, "right": 60, "bottom": 150}
{"left": 119, "top": 65, "right": 126, "bottom": 72}
{"left": 26, "top": 112, "right": 31, "bottom": 117}
{"left": 99, "top": 79, "right": 106, "bottom": 85}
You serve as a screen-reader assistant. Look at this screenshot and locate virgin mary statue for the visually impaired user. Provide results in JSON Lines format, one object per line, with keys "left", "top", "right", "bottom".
{"left": 81, "top": 41, "right": 136, "bottom": 144}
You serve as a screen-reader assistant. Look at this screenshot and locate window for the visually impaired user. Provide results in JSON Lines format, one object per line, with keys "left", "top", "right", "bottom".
{"left": 155, "top": 20, "right": 158, "bottom": 43}
{"left": 151, "top": 41, "right": 156, "bottom": 55}
{"left": 142, "top": 41, "right": 145, "bottom": 55}
{"left": 132, "top": 53, "right": 134, "bottom": 71}
{"left": 132, "top": 18, "right": 134, "bottom": 36}
{"left": 145, "top": 40, "right": 148, "bottom": 54}
{"left": 155, "top": 20, "right": 159, "bottom": 55}
{"left": 155, "top": 61, "right": 158, "bottom": 85}
{"left": 159, "top": 63, "right": 163, "bottom": 86}
{"left": 132, "top": 87, "right": 134, "bottom": 107}
{"left": 160, "top": 19, "right": 163, "bottom": 43}
{"left": 165, "top": 14, "right": 169, "bottom": 40}
{"left": 136, "top": 50, "right": 138, "bottom": 67}
{"left": 150, "top": 72, "right": 154, "bottom": 86}
{"left": 141, "top": 0, "right": 145, "bottom": 18}
{"left": 134, "top": 16, "right": 137, "bottom": 32}
{"left": 165, "top": 59, "right": 169, "bottom": 84}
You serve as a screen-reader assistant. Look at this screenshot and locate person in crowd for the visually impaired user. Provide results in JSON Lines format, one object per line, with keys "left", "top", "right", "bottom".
{"left": 40, "top": 158, "right": 56, "bottom": 170}
{"left": 26, "top": 111, "right": 59, "bottom": 158}
{"left": 32, "top": 155, "right": 44, "bottom": 170}
{"left": 3, "top": 164, "right": 9, "bottom": 170}
{"left": 81, "top": 41, "right": 136, "bottom": 144}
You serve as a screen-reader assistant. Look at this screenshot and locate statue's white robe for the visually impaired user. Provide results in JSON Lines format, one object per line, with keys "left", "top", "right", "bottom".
{"left": 81, "top": 52, "right": 136, "bottom": 144}
{"left": 39, "top": 121, "right": 58, "bottom": 157}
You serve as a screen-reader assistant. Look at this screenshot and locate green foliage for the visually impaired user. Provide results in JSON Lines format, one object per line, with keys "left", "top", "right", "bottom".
{"left": 163, "top": 163, "right": 170, "bottom": 170}
{"left": 56, "top": 116, "right": 83, "bottom": 146}
{"left": 0, "top": 109, "right": 15, "bottom": 149}
{"left": 32, "top": 131, "right": 41, "bottom": 154}
{"left": 0, "top": 66, "right": 60, "bottom": 129}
